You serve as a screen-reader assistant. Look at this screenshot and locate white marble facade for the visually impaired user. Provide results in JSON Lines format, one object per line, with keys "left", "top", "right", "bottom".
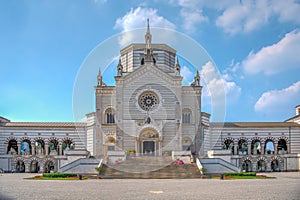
{"left": 1, "top": 22, "right": 299, "bottom": 173}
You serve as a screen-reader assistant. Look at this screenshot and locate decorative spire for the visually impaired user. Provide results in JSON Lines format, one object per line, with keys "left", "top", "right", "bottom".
{"left": 117, "top": 57, "right": 123, "bottom": 76}
{"left": 145, "top": 18, "right": 152, "bottom": 50}
{"left": 97, "top": 68, "right": 103, "bottom": 86}
{"left": 191, "top": 70, "right": 200, "bottom": 87}
{"left": 174, "top": 56, "right": 181, "bottom": 76}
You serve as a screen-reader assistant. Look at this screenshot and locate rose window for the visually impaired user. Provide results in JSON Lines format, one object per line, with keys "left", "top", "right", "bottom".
{"left": 138, "top": 91, "right": 159, "bottom": 111}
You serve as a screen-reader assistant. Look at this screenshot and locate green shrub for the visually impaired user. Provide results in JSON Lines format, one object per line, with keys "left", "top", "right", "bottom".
{"left": 126, "top": 150, "right": 136, "bottom": 155}
{"left": 223, "top": 172, "right": 256, "bottom": 176}
{"left": 43, "top": 173, "right": 77, "bottom": 178}
{"left": 163, "top": 150, "right": 172, "bottom": 156}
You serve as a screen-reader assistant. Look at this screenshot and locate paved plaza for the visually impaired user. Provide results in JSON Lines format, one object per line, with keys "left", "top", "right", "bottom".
{"left": 0, "top": 173, "right": 300, "bottom": 200}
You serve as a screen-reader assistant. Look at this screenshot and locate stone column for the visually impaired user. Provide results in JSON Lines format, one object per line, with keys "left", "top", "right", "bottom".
{"left": 25, "top": 163, "right": 30, "bottom": 173}
{"left": 32, "top": 145, "right": 35, "bottom": 156}
{"left": 247, "top": 143, "right": 251, "bottom": 155}
{"left": 59, "top": 143, "right": 63, "bottom": 155}
{"left": 45, "top": 144, "right": 49, "bottom": 155}
{"left": 261, "top": 143, "right": 265, "bottom": 155}
{"left": 5, "top": 144, "right": 8, "bottom": 154}
{"left": 17, "top": 143, "right": 21, "bottom": 155}
{"left": 234, "top": 144, "right": 238, "bottom": 155}
{"left": 266, "top": 162, "right": 271, "bottom": 172}
{"left": 274, "top": 143, "right": 278, "bottom": 154}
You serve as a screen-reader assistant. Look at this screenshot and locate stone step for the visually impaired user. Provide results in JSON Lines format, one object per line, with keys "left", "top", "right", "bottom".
{"left": 101, "top": 163, "right": 201, "bottom": 179}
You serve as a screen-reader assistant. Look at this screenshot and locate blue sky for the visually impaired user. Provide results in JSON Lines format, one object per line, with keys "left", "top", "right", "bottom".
{"left": 0, "top": 0, "right": 300, "bottom": 122}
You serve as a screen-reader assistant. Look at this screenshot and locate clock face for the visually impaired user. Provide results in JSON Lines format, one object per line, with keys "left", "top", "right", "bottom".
{"left": 138, "top": 91, "right": 159, "bottom": 111}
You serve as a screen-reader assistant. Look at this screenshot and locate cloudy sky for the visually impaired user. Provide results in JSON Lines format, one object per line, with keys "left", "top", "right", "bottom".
{"left": 1, "top": 0, "right": 299, "bottom": 122}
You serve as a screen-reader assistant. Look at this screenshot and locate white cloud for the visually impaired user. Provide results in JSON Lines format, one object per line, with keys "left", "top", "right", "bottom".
{"left": 216, "top": 1, "right": 271, "bottom": 35}
{"left": 180, "top": 9, "right": 208, "bottom": 33}
{"left": 114, "top": 7, "right": 175, "bottom": 46}
{"left": 272, "top": 0, "right": 300, "bottom": 24}
{"left": 243, "top": 30, "right": 300, "bottom": 75}
{"left": 114, "top": 7, "right": 175, "bottom": 31}
{"left": 201, "top": 61, "right": 241, "bottom": 105}
{"left": 255, "top": 81, "right": 300, "bottom": 113}
{"left": 173, "top": 0, "right": 300, "bottom": 35}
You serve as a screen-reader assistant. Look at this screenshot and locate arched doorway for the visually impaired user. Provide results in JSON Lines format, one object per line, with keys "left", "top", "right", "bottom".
{"left": 30, "top": 160, "right": 39, "bottom": 173}
{"left": 257, "top": 159, "right": 266, "bottom": 172}
{"left": 44, "top": 160, "right": 55, "bottom": 173}
{"left": 16, "top": 160, "right": 25, "bottom": 173}
{"left": 139, "top": 128, "right": 159, "bottom": 156}
{"left": 271, "top": 159, "right": 281, "bottom": 172}
{"left": 241, "top": 160, "right": 252, "bottom": 172}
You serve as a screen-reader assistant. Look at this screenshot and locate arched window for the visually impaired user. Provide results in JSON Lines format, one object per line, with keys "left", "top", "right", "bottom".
{"left": 251, "top": 140, "right": 261, "bottom": 155}
{"left": 238, "top": 139, "right": 248, "bottom": 155}
{"left": 265, "top": 139, "right": 275, "bottom": 154}
{"left": 7, "top": 139, "right": 18, "bottom": 154}
{"left": 21, "top": 139, "right": 31, "bottom": 155}
{"left": 182, "top": 109, "right": 192, "bottom": 124}
{"left": 48, "top": 139, "right": 58, "bottom": 155}
{"left": 278, "top": 139, "right": 287, "bottom": 154}
{"left": 35, "top": 139, "right": 45, "bottom": 155}
{"left": 62, "top": 139, "right": 73, "bottom": 152}
{"left": 105, "top": 108, "right": 115, "bottom": 124}
{"left": 223, "top": 139, "right": 234, "bottom": 154}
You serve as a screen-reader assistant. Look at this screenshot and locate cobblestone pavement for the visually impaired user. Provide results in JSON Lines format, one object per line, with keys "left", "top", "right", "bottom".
{"left": 0, "top": 173, "right": 299, "bottom": 200}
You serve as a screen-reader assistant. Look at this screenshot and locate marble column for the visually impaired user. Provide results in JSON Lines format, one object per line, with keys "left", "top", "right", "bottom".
{"left": 5, "top": 144, "right": 8, "bottom": 154}
{"left": 32, "top": 145, "right": 35, "bottom": 156}
{"left": 274, "top": 143, "right": 278, "bottom": 154}
{"left": 59, "top": 143, "right": 63, "bottom": 155}
{"left": 247, "top": 143, "right": 251, "bottom": 155}
{"left": 17, "top": 143, "right": 21, "bottom": 155}
{"left": 234, "top": 144, "right": 238, "bottom": 155}
{"left": 25, "top": 163, "right": 30, "bottom": 173}
{"left": 45, "top": 144, "right": 49, "bottom": 155}
{"left": 261, "top": 143, "right": 265, "bottom": 155}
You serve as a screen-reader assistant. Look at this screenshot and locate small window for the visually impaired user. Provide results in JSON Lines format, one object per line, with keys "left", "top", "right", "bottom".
{"left": 182, "top": 109, "right": 192, "bottom": 124}
{"left": 105, "top": 108, "right": 115, "bottom": 124}
{"left": 108, "top": 146, "right": 115, "bottom": 151}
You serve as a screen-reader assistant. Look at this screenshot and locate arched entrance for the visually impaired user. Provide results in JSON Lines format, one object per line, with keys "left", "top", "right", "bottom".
{"left": 30, "top": 160, "right": 39, "bottom": 173}
{"left": 241, "top": 160, "right": 252, "bottom": 172}
{"left": 257, "top": 159, "right": 266, "bottom": 172}
{"left": 16, "top": 160, "right": 25, "bottom": 173}
{"left": 44, "top": 160, "right": 55, "bottom": 173}
{"left": 271, "top": 159, "right": 281, "bottom": 172}
{"left": 139, "top": 128, "right": 159, "bottom": 156}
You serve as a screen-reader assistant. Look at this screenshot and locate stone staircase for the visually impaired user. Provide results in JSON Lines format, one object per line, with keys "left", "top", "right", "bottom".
{"left": 101, "top": 156, "right": 201, "bottom": 179}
